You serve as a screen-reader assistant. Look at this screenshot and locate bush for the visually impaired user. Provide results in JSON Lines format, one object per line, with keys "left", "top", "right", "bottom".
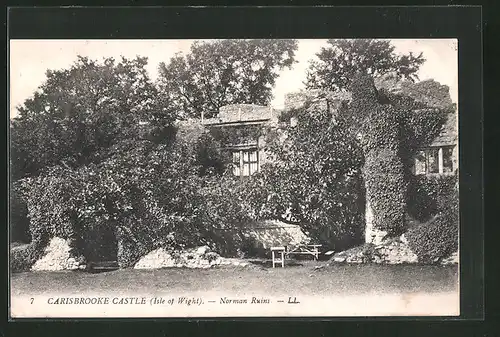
{"left": 406, "top": 185, "right": 458, "bottom": 263}
{"left": 18, "top": 140, "right": 190, "bottom": 266}
{"left": 10, "top": 243, "right": 41, "bottom": 273}
{"left": 18, "top": 134, "right": 255, "bottom": 268}
{"left": 20, "top": 164, "right": 124, "bottom": 263}
{"left": 9, "top": 182, "right": 31, "bottom": 243}
{"left": 407, "top": 174, "right": 457, "bottom": 222}
{"left": 191, "top": 172, "right": 261, "bottom": 257}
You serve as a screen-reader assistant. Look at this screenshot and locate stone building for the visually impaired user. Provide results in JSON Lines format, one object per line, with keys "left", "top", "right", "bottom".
{"left": 413, "top": 113, "right": 458, "bottom": 176}
{"left": 202, "top": 104, "right": 282, "bottom": 178}
{"left": 283, "top": 76, "right": 459, "bottom": 179}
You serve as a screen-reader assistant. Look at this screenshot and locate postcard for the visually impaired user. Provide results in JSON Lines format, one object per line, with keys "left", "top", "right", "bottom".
{"left": 9, "top": 37, "right": 460, "bottom": 318}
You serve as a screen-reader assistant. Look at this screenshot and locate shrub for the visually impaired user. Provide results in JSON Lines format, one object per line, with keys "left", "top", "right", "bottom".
{"left": 9, "top": 181, "right": 31, "bottom": 243}
{"left": 406, "top": 184, "right": 458, "bottom": 263}
{"left": 18, "top": 133, "right": 255, "bottom": 267}
{"left": 19, "top": 164, "right": 125, "bottom": 263}
{"left": 10, "top": 243, "right": 41, "bottom": 273}
{"left": 110, "top": 137, "right": 265, "bottom": 262}
{"left": 192, "top": 172, "right": 261, "bottom": 256}
{"left": 407, "top": 174, "right": 457, "bottom": 222}
{"left": 18, "top": 140, "right": 185, "bottom": 266}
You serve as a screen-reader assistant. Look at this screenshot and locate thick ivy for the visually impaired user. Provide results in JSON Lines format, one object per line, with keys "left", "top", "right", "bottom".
{"left": 349, "top": 73, "right": 406, "bottom": 234}
{"left": 242, "top": 96, "right": 366, "bottom": 250}
{"left": 349, "top": 73, "right": 451, "bottom": 236}
{"left": 363, "top": 148, "right": 406, "bottom": 233}
{"left": 17, "top": 133, "right": 263, "bottom": 269}
{"left": 10, "top": 243, "right": 41, "bottom": 272}
{"left": 208, "top": 124, "right": 263, "bottom": 147}
{"left": 378, "top": 86, "right": 453, "bottom": 179}
{"left": 13, "top": 70, "right": 455, "bottom": 268}
{"left": 407, "top": 173, "right": 457, "bottom": 222}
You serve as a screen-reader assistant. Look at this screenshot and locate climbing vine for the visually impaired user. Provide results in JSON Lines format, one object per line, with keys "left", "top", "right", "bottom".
{"left": 349, "top": 73, "right": 406, "bottom": 235}
{"left": 349, "top": 72, "right": 452, "bottom": 236}
{"left": 208, "top": 124, "right": 264, "bottom": 147}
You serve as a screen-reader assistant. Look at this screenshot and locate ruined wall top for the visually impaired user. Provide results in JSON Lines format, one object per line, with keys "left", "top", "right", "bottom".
{"left": 284, "top": 73, "right": 454, "bottom": 113}
{"left": 284, "top": 89, "right": 352, "bottom": 112}
{"left": 374, "top": 72, "right": 454, "bottom": 111}
{"left": 203, "top": 104, "right": 280, "bottom": 125}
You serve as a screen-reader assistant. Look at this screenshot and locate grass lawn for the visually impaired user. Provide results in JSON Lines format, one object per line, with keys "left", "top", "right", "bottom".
{"left": 11, "top": 261, "right": 458, "bottom": 296}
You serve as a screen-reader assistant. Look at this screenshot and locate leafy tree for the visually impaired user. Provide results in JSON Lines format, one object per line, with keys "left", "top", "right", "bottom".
{"left": 10, "top": 56, "right": 170, "bottom": 179}
{"left": 244, "top": 99, "right": 366, "bottom": 249}
{"left": 305, "top": 39, "right": 425, "bottom": 92}
{"left": 157, "top": 39, "right": 298, "bottom": 119}
{"left": 194, "top": 132, "right": 230, "bottom": 177}
{"left": 406, "top": 174, "right": 458, "bottom": 263}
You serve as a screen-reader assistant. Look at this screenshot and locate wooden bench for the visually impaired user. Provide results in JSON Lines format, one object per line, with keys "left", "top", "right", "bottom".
{"left": 285, "top": 244, "right": 322, "bottom": 261}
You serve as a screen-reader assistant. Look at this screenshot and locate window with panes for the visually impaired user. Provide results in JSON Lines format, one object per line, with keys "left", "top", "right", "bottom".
{"left": 232, "top": 149, "right": 259, "bottom": 177}
{"left": 414, "top": 145, "right": 455, "bottom": 175}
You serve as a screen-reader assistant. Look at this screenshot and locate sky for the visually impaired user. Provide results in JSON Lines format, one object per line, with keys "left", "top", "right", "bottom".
{"left": 9, "top": 39, "right": 458, "bottom": 119}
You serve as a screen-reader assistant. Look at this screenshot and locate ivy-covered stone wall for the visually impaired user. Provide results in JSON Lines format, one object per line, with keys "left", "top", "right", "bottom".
{"left": 348, "top": 72, "right": 454, "bottom": 244}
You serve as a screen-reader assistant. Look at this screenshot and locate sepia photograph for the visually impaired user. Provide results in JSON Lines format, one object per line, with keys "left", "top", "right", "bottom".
{"left": 9, "top": 38, "right": 459, "bottom": 318}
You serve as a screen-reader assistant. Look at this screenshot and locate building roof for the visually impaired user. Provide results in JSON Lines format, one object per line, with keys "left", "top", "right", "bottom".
{"left": 203, "top": 104, "right": 280, "bottom": 126}
{"left": 430, "top": 112, "right": 458, "bottom": 147}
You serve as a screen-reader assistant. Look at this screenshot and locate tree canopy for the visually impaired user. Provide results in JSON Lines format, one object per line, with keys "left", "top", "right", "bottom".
{"left": 157, "top": 39, "right": 298, "bottom": 119}
{"left": 305, "top": 39, "right": 426, "bottom": 92}
{"left": 240, "top": 99, "right": 365, "bottom": 249}
{"left": 10, "top": 56, "right": 170, "bottom": 179}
